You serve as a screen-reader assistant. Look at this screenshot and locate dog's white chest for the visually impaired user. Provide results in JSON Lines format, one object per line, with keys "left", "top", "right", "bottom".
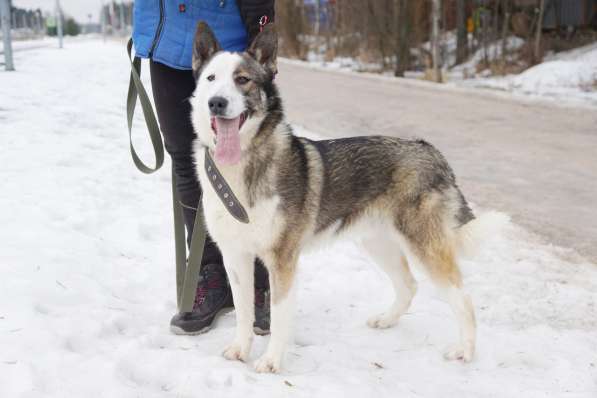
{"left": 195, "top": 150, "right": 281, "bottom": 252}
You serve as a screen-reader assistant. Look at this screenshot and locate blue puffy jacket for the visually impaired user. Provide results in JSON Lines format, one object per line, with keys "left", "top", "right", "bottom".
{"left": 133, "top": 0, "right": 274, "bottom": 70}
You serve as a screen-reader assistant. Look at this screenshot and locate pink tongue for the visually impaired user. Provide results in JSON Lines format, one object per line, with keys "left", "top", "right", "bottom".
{"left": 214, "top": 116, "right": 241, "bottom": 165}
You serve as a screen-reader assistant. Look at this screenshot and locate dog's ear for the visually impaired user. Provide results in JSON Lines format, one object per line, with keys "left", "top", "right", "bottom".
{"left": 247, "top": 24, "right": 278, "bottom": 77}
{"left": 192, "top": 22, "right": 221, "bottom": 79}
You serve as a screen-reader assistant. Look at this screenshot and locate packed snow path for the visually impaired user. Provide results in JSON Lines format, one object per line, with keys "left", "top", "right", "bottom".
{"left": 1, "top": 39, "right": 596, "bottom": 398}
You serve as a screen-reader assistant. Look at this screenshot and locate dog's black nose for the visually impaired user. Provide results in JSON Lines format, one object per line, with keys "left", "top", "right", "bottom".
{"left": 208, "top": 96, "right": 228, "bottom": 116}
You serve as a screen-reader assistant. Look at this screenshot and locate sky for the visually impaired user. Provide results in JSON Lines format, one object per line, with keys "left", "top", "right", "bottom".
{"left": 14, "top": 0, "right": 103, "bottom": 23}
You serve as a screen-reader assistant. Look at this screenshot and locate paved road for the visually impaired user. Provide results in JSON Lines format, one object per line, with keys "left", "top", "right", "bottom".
{"left": 277, "top": 61, "right": 597, "bottom": 263}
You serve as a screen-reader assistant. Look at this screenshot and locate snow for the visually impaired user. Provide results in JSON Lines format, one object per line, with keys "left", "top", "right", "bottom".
{"left": 457, "top": 42, "right": 597, "bottom": 106}
{"left": 1, "top": 38, "right": 597, "bottom": 398}
{"left": 448, "top": 36, "right": 526, "bottom": 77}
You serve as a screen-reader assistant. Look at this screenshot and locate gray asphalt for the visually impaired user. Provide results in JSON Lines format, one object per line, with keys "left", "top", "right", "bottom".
{"left": 276, "top": 61, "right": 597, "bottom": 263}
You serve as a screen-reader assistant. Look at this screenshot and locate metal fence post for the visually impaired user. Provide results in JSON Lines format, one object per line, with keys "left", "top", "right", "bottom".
{"left": 0, "top": 0, "right": 15, "bottom": 71}
{"left": 100, "top": 1, "right": 107, "bottom": 42}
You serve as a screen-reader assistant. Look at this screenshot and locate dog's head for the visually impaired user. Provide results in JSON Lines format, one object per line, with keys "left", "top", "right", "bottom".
{"left": 190, "top": 21, "right": 279, "bottom": 165}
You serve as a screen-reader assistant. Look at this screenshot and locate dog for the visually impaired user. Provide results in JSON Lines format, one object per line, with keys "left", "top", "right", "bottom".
{"left": 190, "top": 22, "right": 493, "bottom": 373}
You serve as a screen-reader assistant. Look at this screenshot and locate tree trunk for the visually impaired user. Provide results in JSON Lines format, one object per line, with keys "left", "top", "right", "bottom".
{"left": 482, "top": 7, "right": 489, "bottom": 67}
{"left": 394, "top": 0, "right": 411, "bottom": 77}
{"left": 431, "top": 0, "right": 441, "bottom": 82}
{"left": 456, "top": 0, "right": 468, "bottom": 64}
{"left": 500, "top": 0, "right": 510, "bottom": 68}
{"left": 494, "top": 0, "right": 501, "bottom": 59}
{"left": 534, "top": 0, "right": 545, "bottom": 63}
{"left": 314, "top": 0, "right": 321, "bottom": 37}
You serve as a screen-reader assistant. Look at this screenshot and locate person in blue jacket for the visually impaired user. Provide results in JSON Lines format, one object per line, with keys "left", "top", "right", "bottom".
{"left": 132, "top": 0, "right": 275, "bottom": 335}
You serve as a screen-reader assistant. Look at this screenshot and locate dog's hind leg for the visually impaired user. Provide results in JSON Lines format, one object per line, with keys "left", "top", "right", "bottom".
{"left": 362, "top": 235, "right": 417, "bottom": 329}
{"left": 221, "top": 249, "right": 256, "bottom": 363}
{"left": 411, "top": 239, "right": 476, "bottom": 362}
{"left": 254, "top": 252, "right": 298, "bottom": 373}
{"left": 439, "top": 281, "right": 476, "bottom": 362}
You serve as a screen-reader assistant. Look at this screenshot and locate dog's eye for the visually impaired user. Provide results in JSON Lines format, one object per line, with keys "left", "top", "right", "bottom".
{"left": 207, "top": 74, "right": 215, "bottom": 82}
{"left": 235, "top": 76, "right": 250, "bottom": 85}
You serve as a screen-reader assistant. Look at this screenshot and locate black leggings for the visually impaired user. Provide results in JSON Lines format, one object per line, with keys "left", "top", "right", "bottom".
{"left": 149, "top": 60, "right": 268, "bottom": 288}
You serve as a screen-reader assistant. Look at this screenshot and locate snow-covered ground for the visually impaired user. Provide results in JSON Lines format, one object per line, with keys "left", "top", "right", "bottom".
{"left": 458, "top": 41, "right": 597, "bottom": 106}
{"left": 0, "top": 37, "right": 56, "bottom": 54}
{"left": 1, "top": 39, "right": 596, "bottom": 398}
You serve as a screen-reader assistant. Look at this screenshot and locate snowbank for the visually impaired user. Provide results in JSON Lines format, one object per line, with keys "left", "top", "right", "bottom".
{"left": 512, "top": 59, "right": 597, "bottom": 91}
{"left": 1, "top": 39, "right": 596, "bottom": 398}
{"left": 459, "top": 42, "right": 597, "bottom": 106}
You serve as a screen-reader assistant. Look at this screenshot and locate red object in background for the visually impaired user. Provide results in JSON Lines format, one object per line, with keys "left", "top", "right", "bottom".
{"left": 259, "top": 15, "right": 269, "bottom": 32}
{"left": 179, "top": 4, "right": 186, "bottom": 13}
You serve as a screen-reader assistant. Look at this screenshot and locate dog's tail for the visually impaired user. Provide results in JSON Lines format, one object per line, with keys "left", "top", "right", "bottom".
{"left": 455, "top": 210, "right": 510, "bottom": 258}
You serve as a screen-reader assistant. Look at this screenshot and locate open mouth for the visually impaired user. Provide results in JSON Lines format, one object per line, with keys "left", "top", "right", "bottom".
{"left": 210, "top": 111, "right": 248, "bottom": 136}
{"left": 209, "top": 111, "right": 248, "bottom": 165}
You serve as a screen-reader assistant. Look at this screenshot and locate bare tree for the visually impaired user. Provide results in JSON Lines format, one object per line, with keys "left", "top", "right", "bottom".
{"left": 500, "top": 0, "right": 511, "bottom": 68}
{"left": 456, "top": 0, "right": 468, "bottom": 64}
{"left": 275, "top": 0, "right": 307, "bottom": 59}
{"left": 275, "top": 0, "right": 436, "bottom": 77}
{"left": 394, "top": 0, "right": 412, "bottom": 76}
{"left": 430, "top": 0, "right": 441, "bottom": 82}
{"left": 534, "top": 0, "right": 546, "bottom": 63}
{"left": 314, "top": 0, "right": 321, "bottom": 38}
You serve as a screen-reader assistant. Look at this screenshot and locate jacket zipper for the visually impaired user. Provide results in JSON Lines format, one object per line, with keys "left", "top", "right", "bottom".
{"left": 148, "top": 0, "right": 165, "bottom": 58}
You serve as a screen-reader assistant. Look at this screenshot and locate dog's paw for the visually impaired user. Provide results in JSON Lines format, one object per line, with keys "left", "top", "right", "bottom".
{"left": 222, "top": 341, "right": 251, "bottom": 362}
{"left": 443, "top": 342, "right": 475, "bottom": 363}
{"left": 367, "top": 313, "right": 399, "bottom": 329}
{"left": 254, "top": 354, "right": 281, "bottom": 373}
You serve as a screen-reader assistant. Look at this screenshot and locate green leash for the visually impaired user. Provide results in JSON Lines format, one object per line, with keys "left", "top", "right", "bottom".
{"left": 126, "top": 38, "right": 205, "bottom": 313}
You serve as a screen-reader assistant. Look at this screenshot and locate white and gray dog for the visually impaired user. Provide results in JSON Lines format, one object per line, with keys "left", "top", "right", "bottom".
{"left": 190, "top": 22, "right": 497, "bottom": 373}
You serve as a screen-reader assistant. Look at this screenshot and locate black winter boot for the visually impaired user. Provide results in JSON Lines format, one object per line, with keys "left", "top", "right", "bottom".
{"left": 170, "top": 263, "right": 234, "bottom": 335}
{"left": 253, "top": 287, "right": 271, "bottom": 335}
{"left": 253, "top": 258, "right": 270, "bottom": 335}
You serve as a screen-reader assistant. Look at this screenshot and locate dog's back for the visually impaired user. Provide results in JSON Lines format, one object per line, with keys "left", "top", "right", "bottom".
{"left": 302, "top": 136, "right": 475, "bottom": 236}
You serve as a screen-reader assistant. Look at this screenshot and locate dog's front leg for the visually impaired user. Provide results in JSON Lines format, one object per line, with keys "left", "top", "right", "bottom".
{"left": 221, "top": 249, "right": 255, "bottom": 363}
{"left": 254, "top": 256, "right": 297, "bottom": 373}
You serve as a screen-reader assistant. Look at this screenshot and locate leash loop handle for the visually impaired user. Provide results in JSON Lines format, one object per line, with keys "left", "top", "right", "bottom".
{"left": 126, "top": 38, "right": 164, "bottom": 174}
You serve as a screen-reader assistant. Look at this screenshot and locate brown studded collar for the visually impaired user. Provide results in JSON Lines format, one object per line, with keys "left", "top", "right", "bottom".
{"left": 204, "top": 149, "right": 250, "bottom": 224}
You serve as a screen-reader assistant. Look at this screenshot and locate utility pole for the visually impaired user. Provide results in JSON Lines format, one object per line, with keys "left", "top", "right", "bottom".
{"left": 431, "top": 0, "right": 441, "bottom": 82}
{"left": 100, "top": 1, "right": 107, "bottom": 42}
{"left": 37, "top": 11, "right": 43, "bottom": 35}
{"left": 119, "top": 2, "right": 126, "bottom": 35}
{"left": 0, "top": 0, "right": 15, "bottom": 71}
{"left": 56, "top": 0, "right": 63, "bottom": 49}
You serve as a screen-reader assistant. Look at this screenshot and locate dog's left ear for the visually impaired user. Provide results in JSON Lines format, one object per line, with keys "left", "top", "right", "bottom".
{"left": 192, "top": 21, "right": 222, "bottom": 79}
{"left": 247, "top": 24, "right": 278, "bottom": 77}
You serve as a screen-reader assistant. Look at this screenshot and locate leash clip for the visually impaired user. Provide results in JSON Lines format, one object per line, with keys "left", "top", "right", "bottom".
{"left": 259, "top": 15, "right": 269, "bottom": 32}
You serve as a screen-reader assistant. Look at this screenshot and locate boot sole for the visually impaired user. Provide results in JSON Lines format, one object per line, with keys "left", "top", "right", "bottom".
{"left": 169, "top": 307, "right": 234, "bottom": 336}
{"left": 170, "top": 308, "right": 270, "bottom": 336}
{"left": 171, "top": 324, "right": 270, "bottom": 336}
{"left": 253, "top": 326, "right": 270, "bottom": 336}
